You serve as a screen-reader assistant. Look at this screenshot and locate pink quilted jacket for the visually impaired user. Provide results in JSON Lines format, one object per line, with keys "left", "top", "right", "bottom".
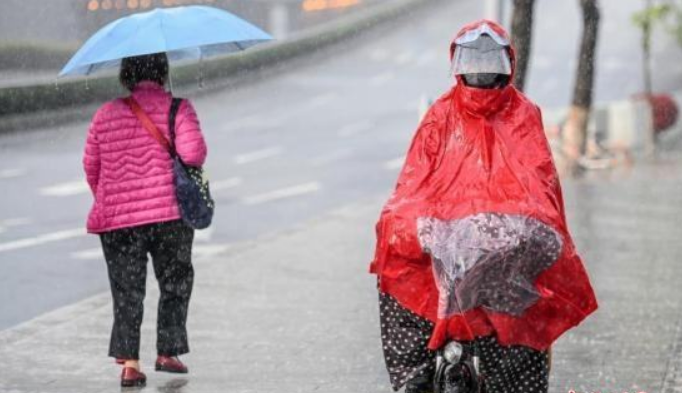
{"left": 83, "top": 81, "right": 207, "bottom": 234}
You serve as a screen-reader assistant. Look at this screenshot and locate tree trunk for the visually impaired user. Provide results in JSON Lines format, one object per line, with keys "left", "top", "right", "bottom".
{"left": 564, "top": 0, "right": 600, "bottom": 163}
{"left": 510, "top": 0, "right": 536, "bottom": 92}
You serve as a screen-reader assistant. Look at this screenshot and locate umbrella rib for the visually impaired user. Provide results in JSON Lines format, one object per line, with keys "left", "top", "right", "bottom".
{"left": 159, "top": 10, "right": 169, "bottom": 55}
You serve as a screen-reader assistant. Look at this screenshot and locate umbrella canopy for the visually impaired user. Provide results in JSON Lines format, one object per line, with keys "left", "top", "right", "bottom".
{"left": 417, "top": 213, "right": 563, "bottom": 318}
{"left": 59, "top": 5, "right": 273, "bottom": 77}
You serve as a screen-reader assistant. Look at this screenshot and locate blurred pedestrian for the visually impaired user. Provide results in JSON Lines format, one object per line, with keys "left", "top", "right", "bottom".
{"left": 83, "top": 52, "right": 207, "bottom": 387}
{"left": 370, "top": 20, "right": 597, "bottom": 393}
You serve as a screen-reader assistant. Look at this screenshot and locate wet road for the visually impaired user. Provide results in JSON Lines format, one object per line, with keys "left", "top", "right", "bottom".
{"left": 1, "top": 0, "right": 681, "bottom": 331}
{"left": 1, "top": 124, "right": 681, "bottom": 393}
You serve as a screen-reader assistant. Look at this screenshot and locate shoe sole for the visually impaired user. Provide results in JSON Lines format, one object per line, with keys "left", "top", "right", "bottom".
{"left": 121, "top": 378, "right": 146, "bottom": 388}
{"left": 155, "top": 364, "right": 188, "bottom": 374}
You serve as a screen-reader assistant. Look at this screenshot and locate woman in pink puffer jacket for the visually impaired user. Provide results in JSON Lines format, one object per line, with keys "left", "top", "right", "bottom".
{"left": 83, "top": 53, "right": 206, "bottom": 387}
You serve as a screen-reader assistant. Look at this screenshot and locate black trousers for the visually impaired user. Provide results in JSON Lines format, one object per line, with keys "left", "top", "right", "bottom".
{"left": 100, "top": 220, "right": 194, "bottom": 360}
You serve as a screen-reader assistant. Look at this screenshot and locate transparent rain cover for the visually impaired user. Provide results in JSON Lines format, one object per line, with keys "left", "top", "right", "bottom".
{"left": 417, "top": 213, "right": 563, "bottom": 318}
{"left": 452, "top": 34, "right": 512, "bottom": 76}
{"left": 454, "top": 23, "right": 510, "bottom": 46}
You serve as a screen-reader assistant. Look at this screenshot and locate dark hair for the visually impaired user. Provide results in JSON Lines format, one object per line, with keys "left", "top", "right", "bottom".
{"left": 119, "top": 53, "right": 169, "bottom": 91}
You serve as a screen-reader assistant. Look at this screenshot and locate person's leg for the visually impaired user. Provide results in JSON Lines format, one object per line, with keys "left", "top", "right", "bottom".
{"left": 378, "top": 292, "right": 436, "bottom": 392}
{"left": 149, "top": 220, "right": 194, "bottom": 357}
{"left": 476, "top": 335, "right": 550, "bottom": 393}
{"left": 100, "top": 227, "right": 149, "bottom": 363}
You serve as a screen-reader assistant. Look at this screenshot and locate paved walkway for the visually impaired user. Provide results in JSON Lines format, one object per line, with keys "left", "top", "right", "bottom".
{"left": 2, "top": 135, "right": 682, "bottom": 392}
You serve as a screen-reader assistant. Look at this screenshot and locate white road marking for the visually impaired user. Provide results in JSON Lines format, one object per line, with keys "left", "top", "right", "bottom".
{"left": 416, "top": 51, "right": 436, "bottom": 67}
{"left": 0, "top": 228, "right": 84, "bottom": 253}
{"left": 211, "top": 177, "right": 243, "bottom": 192}
{"left": 0, "top": 217, "right": 33, "bottom": 236}
{"left": 384, "top": 156, "right": 405, "bottom": 170}
{"left": 40, "top": 180, "right": 89, "bottom": 197}
{"left": 71, "top": 248, "right": 103, "bottom": 260}
{"left": 337, "top": 121, "right": 373, "bottom": 137}
{"left": 194, "top": 244, "right": 231, "bottom": 259}
{"left": 307, "top": 93, "right": 338, "bottom": 109}
{"left": 0, "top": 218, "right": 32, "bottom": 227}
{"left": 370, "top": 71, "right": 396, "bottom": 86}
{"left": 194, "top": 227, "right": 214, "bottom": 243}
{"left": 369, "top": 48, "right": 390, "bottom": 62}
{"left": 395, "top": 51, "right": 415, "bottom": 65}
{"left": 73, "top": 241, "right": 229, "bottom": 260}
{"left": 310, "top": 149, "right": 353, "bottom": 166}
{"left": 233, "top": 147, "right": 283, "bottom": 165}
{"left": 243, "top": 182, "right": 321, "bottom": 205}
{"left": 0, "top": 168, "right": 26, "bottom": 179}
{"left": 221, "top": 115, "right": 281, "bottom": 133}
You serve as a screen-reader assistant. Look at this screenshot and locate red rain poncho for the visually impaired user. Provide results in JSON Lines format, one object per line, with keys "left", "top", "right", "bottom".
{"left": 370, "top": 20, "right": 597, "bottom": 351}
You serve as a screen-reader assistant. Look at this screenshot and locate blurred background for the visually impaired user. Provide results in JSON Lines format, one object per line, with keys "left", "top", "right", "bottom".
{"left": 0, "top": 0, "right": 381, "bottom": 85}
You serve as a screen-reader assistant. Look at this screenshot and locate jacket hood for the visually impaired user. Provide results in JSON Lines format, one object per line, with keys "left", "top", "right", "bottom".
{"left": 449, "top": 19, "right": 517, "bottom": 116}
{"left": 450, "top": 19, "right": 515, "bottom": 68}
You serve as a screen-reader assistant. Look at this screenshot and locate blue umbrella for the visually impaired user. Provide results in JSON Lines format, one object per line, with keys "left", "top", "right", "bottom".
{"left": 59, "top": 5, "right": 273, "bottom": 77}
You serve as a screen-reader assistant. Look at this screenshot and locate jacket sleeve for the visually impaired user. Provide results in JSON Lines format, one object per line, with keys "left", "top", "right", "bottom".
{"left": 83, "top": 109, "right": 102, "bottom": 195}
{"left": 174, "top": 100, "right": 207, "bottom": 167}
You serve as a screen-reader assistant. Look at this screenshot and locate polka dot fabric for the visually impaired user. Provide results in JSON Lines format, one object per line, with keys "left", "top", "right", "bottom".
{"left": 475, "top": 335, "right": 550, "bottom": 393}
{"left": 379, "top": 292, "right": 436, "bottom": 390}
{"left": 379, "top": 293, "right": 550, "bottom": 392}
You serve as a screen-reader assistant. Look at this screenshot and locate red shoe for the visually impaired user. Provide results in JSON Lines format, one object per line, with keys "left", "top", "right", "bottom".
{"left": 155, "top": 355, "right": 188, "bottom": 374}
{"left": 115, "top": 358, "right": 125, "bottom": 365}
{"left": 121, "top": 367, "right": 146, "bottom": 387}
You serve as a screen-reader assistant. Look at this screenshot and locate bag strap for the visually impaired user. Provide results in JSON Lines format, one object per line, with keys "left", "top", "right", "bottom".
{"left": 168, "top": 98, "right": 183, "bottom": 154}
{"left": 124, "top": 96, "right": 174, "bottom": 156}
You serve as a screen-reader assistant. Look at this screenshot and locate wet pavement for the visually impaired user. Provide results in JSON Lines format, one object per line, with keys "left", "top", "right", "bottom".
{"left": 553, "top": 146, "right": 682, "bottom": 393}
{"left": 3, "top": 0, "right": 682, "bottom": 332}
{"left": 1, "top": 143, "right": 682, "bottom": 393}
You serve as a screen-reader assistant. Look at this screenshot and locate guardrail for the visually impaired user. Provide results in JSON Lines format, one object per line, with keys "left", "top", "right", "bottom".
{"left": 0, "top": 0, "right": 440, "bottom": 133}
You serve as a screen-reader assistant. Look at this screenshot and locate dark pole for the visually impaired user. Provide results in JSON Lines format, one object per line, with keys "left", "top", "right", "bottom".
{"left": 510, "top": 0, "right": 536, "bottom": 92}
{"left": 563, "top": 0, "right": 600, "bottom": 168}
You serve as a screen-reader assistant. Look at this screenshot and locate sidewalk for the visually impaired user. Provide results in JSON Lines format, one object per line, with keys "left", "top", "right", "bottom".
{"left": 2, "top": 149, "right": 682, "bottom": 393}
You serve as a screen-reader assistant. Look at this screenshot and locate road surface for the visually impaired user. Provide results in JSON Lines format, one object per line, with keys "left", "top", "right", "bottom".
{"left": 1, "top": 0, "right": 681, "bottom": 334}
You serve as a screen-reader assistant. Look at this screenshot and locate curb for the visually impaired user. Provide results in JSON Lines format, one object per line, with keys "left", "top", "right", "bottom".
{"left": 0, "top": 0, "right": 441, "bottom": 134}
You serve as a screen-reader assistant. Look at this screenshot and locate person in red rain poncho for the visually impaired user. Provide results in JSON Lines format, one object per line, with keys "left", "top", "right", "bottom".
{"left": 370, "top": 20, "right": 597, "bottom": 393}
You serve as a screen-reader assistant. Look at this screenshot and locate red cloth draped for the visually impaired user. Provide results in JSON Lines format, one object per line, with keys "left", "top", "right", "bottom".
{"left": 370, "top": 20, "right": 597, "bottom": 351}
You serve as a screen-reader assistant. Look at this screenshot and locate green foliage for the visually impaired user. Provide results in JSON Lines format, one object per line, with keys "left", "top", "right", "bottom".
{"left": 632, "top": 1, "right": 682, "bottom": 47}
{"left": 632, "top": 4, "right": 671, "bottom": 29}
